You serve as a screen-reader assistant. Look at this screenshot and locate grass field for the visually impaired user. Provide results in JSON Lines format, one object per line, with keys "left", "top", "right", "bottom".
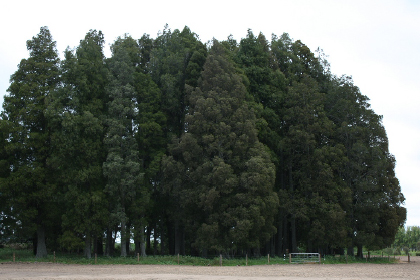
{"left": 0, "top": 247, "right": 401, "bottom": 266}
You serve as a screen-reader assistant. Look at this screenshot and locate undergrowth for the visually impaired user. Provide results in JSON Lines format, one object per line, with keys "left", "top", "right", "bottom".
{"left": 0, "top": 247, "right": 400, "bottom": 265}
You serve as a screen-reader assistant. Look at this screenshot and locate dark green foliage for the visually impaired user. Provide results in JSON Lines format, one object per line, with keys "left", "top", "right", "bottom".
{"left": 51, "top": 30, "right": 109, "bottom": 259}
{"left": 324, "top": 75, "right": 405, "bottom": 255}
{"left": 393, "top": 226, "right": 420, "bottom": 250}
{"left": 0, "top": 26, "right": 405, "bottom": 258}
{"left": 149, "top": 25, "right": 207, "bottom": 137}
{"left": 162, "top": 40, "right": 279, "bottom": 254}
{"left": 103, "top": 37, "right": 143, "bottom": 257}
{"left": 280, "top": 75, "right": 349, "bottom": 252}
{"left": 0, "top": 27, "right": 60, "bottom": 258}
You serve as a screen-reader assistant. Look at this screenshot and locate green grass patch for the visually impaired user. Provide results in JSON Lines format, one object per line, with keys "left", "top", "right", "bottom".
{"left": 322, "top": 254, "right": 399, "bottom": 264}
{"left": 0, "top": 247, "right": 400, "bottom": 265}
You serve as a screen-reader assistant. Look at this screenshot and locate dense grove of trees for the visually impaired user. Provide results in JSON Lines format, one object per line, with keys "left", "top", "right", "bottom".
{"left": 393, "top": 226, "right": 420, "bottom": 251}
{"left": 0, "top": 26, "right": 406, "bottom": 258}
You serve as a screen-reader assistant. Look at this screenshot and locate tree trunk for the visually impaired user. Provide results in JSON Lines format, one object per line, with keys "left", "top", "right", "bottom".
{"left": 291, "top": 216, "right": 297, "bottom": 253}
{"left": 105, "top": 226, "right": 113, "bottom": 256}
{"left": 96, "top": 236, "right": 104, "bottom": 255}
{"left": 347, "top": 245, "right": 354, "bottom": 256}
{"left": 289, "top": 164, "right": 297, "bottom": 253}
{"left": 153, "top": 231, "right": 157, "bottom": 256}
{"left": 283, "top": 218, "right": 289, "bottom": 255}
{"left": 356, "top": 244, "right": 363, "bottom": 258}
{"left": 36, "top": 225, "right": 48, "bottom": 258}
{"left": 126, "top": 221, "right": 131, "bottom": 255}
{"left": 32, "top": 234, "right": 37, "bottom": 256}
{"left": 126, "top": 239, "right": 130, "bottom": 256}
{"left": 160, "top": 225, "right": 165, "bottom": 255}
{"left": 139, "top": 223, "right": 146, "bottom": 257}
{"left": 276, "top": 215, "right": 283, "bottom": 256}
{"left": 84, "top": 233, "right": 92, "bottom": 259}
{"left": 306, "top": 220, "right": 313, "bottom": 253}
{"left": 140, "top": 239, "right": 146, "bottom": 257}
{"left": 112, "top": 227, "right": 117, "bottom": 253}
{"left": 307, "top": 239, "right": 313, "bottom": 253}
{"left": 201, "top": 248, "right": 208, "bottom": 258}
{"left": 180, "top": 227, "right": 185, "bottom": 256}
{"left": 93, "top": 236, "right": 98, "bottom": 254}
{"left": 146, "top": 226, "right": 151, "bottom": 255}
{"left": 121, "top": 221, "right": 127, "bottom": 257}
{"left": 174, "top": 220, "right": 180, "bottom": 255}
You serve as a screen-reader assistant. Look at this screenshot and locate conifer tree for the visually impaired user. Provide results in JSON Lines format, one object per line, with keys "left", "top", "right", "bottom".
{"left": 103, "top": 40, "right": 142, "bottom": 257}
{"left": 132, "top": 70, "right": 166, "bottom": 256}
{"left": 1, "top": 26, "right": 406, "bottom": 258}
{"left": 325, "top": 75, "right": 406, "bottom": 256}
{"left": 150, "top": 25, "right": 207, "bottom": 137}
{"left": 236, "top": 31, "right": 287, "bottom": 254}
{"left": 53, "top": 30, "right": 109, "bottom": 258}
{"left": 0, "top": 27, "right": 60, "bottom": 258}
{"left": 149, "top": 25, "right": 207, "bottom": 254}
{"left": 162, "top": 40, "right": 279, "bottom": 254}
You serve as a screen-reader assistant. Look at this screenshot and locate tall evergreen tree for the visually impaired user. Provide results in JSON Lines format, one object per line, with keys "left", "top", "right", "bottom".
{"left": 149, "top": 25, "right": 207, "bottom": 255}
{"left": 132, "top": 70, "right": 166, "bottom": 256}
{"left": 162, "top": 40, "right": 279, "bottom": 255}
{"left": 325, "top": 75, "right": 406, "bottom": 256}
{"left": 150, "top": 25, "right": 207, "bottom": 137}
{"left": 271, "top": 33, "right": 328, "bottom": 85}
{"left": 53, "top": 30, "right": 109, "bottom": 258}
{"left": 235, "top": 30, "right": 287, "bottom": 255}
{"left": 0, "top": 27, "right": 60, "bottom": 258}
{"left": 0, "top": 119, "right": 12, "bottom": 242}
{"left": 137, "top": 34, "right": 154, "bottom": 73}
{"left": 103, "top": 37, "right": 143, "bottom": 257}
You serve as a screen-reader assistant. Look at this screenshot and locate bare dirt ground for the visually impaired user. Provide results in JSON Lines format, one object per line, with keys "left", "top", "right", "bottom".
{"left": 1, "top": 256, "right": 419, "bottom": 280}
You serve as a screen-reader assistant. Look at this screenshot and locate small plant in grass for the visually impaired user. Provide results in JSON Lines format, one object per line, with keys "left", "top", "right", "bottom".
{"left": 393, "top": 248, "right": 401, "bottom": 255}
{"left": 383, "top": 247, "right": 393, "bottom": 255}
{"left": 58, "top": 231, "right": 84, "bottom": 253}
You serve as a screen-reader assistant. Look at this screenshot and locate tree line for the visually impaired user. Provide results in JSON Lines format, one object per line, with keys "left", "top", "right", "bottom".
{"left": 0, "top": 26, "right": 406, "bottom": 258}
{"left": 393, "top": 226, "right": 420, "bottom": 252}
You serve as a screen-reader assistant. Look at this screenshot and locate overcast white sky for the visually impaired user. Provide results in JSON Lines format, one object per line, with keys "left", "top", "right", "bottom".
{"left": 1, "top": 0, "right": 419, "bottom": 227}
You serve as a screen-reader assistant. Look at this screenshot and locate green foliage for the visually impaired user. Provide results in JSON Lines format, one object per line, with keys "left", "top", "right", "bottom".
{"left": 58, "top": 231, "right": 84, "bottom": 252}
{"left": 0, "top": 26, "right": 61, "bottom": 258}
{"left": 103, "top": 36, "right": 146, "bottom": 257}
{"left": 52, "top": 29, "right": 109, "bottom": 259}
{"left": 324, "top": 75, "right": 406, "bottom": 254}
{"left": 162, "top": 40, "right": 279, "bottom": 254}
{"left": 322, "top": 254, "right": 397, "bottom": 264}
{"left": 0, "top": 26, "right": 406, "bottom": 258}
{"left": 393, "top": 226, "right": 420, "bottom": 250}
{"left": 149, "top": 25, "right": 207, "bottom": 137}
{"left": 0, "top": 247, "right": 398, "bottom": 265}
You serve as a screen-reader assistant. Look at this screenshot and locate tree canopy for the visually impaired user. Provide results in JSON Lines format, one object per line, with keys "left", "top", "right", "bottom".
{"left": 0, "top": 26, "right": 406, "bottom": 258}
